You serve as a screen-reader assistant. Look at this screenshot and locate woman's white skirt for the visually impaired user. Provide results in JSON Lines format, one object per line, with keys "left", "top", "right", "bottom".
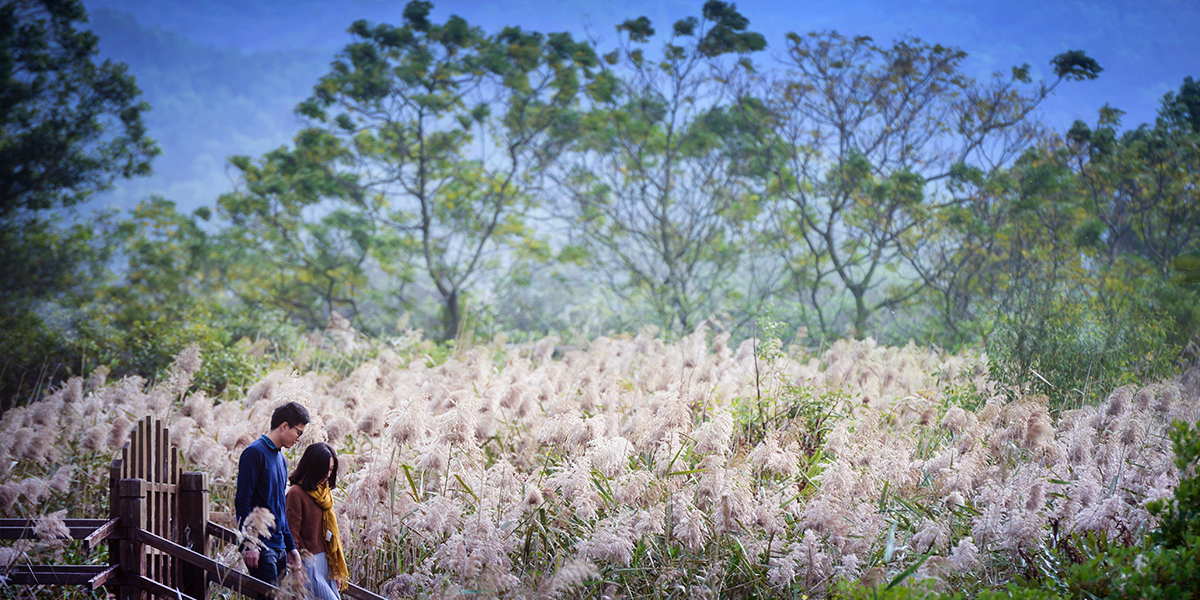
{"left": 302, "top": 552, "right": 341, "bottom": 600}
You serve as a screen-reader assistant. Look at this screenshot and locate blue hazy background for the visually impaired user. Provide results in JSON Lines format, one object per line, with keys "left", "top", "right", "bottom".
{"left": 78, "top": 0, "right": 1200, "bottom": 214}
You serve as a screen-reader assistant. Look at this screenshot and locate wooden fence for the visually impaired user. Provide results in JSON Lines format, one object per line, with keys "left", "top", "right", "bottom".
{"left": 1, "top": 415, "right": 385, "bottom": 600}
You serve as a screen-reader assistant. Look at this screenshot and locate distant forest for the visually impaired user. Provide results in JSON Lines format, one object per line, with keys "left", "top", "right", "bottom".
{"left": 2, "top": 0, "right": 1198, "bottom": 409}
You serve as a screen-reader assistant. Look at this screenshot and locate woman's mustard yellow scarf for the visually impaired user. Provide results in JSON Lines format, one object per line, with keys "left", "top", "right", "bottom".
{"left": 306, "top": 483, "right": 348, "bottom": 591}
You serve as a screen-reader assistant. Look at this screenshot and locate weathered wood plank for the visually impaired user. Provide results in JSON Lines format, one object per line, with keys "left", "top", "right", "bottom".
{"left": 0, "top": 565, "right": 110, "bottom": 586}
{"left": 202, "top": 522, "right": 387, "bottom": 600}
{"left": 132, "top": 527, "right": 277, "bottom": 598}
{"left": 206, "top": 520, "right": 239, "bottom": 545}
{"left": 0, "top": 518, "right": 114, "bottom": 541}
{"left": 89, "top": 564, "right": 120, "bottom": 590}
{"left": 345, "top": 581, "right": 391, "bottom": 600}
{"left": 84, "top": 518, "right": 120, "bottom": 552}
{"left": 131, "top": 574, "right": 197, "bottom": 600}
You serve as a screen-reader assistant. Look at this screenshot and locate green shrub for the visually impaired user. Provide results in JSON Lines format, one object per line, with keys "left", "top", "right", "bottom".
{"left": 986, "top": 281, "right": 1177, "bottom": 409}
{"left": 0, "top": 310, "right": 74, "bottom": 410}
{"left": 1147, "top": 418, "right": 1200, "bottom": 549}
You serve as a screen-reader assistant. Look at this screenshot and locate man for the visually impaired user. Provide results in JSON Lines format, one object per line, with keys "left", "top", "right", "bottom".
{"left": 235, "top": 401, "right": 309, "bottom": 588}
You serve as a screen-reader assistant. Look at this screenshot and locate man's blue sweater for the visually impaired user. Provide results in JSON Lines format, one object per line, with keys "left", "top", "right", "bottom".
{"left": 235, "top": 435, "right": 295, "bottom": 552}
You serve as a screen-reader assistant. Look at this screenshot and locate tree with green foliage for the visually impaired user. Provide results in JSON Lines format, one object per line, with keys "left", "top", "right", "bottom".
{"left": 1067, "top": 107, "right": 1200, "bottom": 280}
{"left": 107, "top": 197, "right": 220, "bottom": 316}
{"left": 729, "top": 33, "right": 1100, "bottom": 342}
{"left": 967, "top": 142, "right": 1174, "bottom": 404}
{"left": 0, "top": 0, "right": 156, "bottom": 217}
{"left": 938, "top": 80, "right": 1198, "bottom": 403}
{"left": 0, "top": 0, "right": 158, "bottom": 310}
{"left": 79, "top": 197, "right": 263, "bottom": 391}
{"left": 217, "top": 128, "right": 382, "bottom": 331}
{"left": 0, "top": 0, "right": 157, "bottom": 407}
{"left": 295, "top": 0, "right": 598, "bottom": 340}
{"left": 549, "top": 1, "right": 770, "bottom": 336}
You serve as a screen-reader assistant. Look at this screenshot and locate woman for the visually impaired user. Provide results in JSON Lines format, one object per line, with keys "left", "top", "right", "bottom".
{"left": 286, "top": 442, "right": 348, "bottom": 600}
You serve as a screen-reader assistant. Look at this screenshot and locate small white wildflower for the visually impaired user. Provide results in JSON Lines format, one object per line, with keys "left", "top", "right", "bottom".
{"left": 523, "top": 486, "right": 544, "bottom": 509}
{"left": 34, "top": 509, "right": 71, "bottom": 544}
{"left": 547, "top": 558, "right": 600, "bottom": 596}
{"left": 692, "top": 409, "right": 734, "bottom": 455}
{"left": 48, "top": 465, "right": 74, "bottom": 494}
{"left": 590, "top": 436, "right": 632, "bottom": 478}
{"left": 240, "top": 507, "right": 275, "bottom": 550}
{"left": 1133, "top": 552, "right": 1148, "bottom": 573}
{"left": 108, "top": 417, "right": 134, "bottom": 449}
{"left": 941, "top": 407, "right": 974, "bottom": 435}
{"left": 946, "top": 537, "right": 981, "bottom": 572}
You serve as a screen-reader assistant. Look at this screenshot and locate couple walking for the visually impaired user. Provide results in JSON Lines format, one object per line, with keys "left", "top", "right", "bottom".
{"left": 235, "top": 401, "right": 347, "bottom": 600}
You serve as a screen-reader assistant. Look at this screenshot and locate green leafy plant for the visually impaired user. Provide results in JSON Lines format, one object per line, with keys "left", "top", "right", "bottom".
{"left": 1147, "top": 419, "right": 1200, "bottom": 550}
{"left": 986, "top": 282, "right": 1178, "bottom": 410}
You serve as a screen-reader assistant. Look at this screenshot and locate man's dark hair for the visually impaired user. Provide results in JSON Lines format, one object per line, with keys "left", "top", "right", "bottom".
{"left": 270, "top": 401, "right": 310, "bottom": 430}
{"left": 289, "top": 442, "right": 338, "bottom": 490}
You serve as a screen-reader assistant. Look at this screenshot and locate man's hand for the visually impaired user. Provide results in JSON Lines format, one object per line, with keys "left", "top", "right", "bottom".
{"left": 242, "top": 547, "right": 260, "bottom": 569}
{"left": 287, "top": 549, "right": 301, "bottom": 570}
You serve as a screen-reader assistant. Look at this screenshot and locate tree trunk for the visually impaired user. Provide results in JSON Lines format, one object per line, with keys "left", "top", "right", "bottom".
{"left": 441, "top": 289, "right": 460, "bottom": 341}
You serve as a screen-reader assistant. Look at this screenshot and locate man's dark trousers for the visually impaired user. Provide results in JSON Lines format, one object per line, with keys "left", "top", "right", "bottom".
{"left": 248, "top": 547, "right": 287, "bottom": 599}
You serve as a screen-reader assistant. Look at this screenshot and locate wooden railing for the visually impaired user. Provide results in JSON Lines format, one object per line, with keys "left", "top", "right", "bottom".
{"left": 0, "top": 416, "right": 385, "bottom": 600}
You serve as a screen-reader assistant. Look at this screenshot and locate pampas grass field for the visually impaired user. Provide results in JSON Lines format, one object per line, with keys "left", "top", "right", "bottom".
{"left": 2, "top": 323, "right": 1199, "bottom": 599}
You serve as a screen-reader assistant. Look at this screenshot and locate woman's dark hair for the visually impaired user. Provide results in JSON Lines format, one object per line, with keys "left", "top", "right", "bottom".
{"left": 289, "top": 442, "right": 338, "bottom": 490}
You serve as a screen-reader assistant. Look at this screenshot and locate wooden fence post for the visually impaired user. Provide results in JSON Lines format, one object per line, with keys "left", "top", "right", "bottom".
{"left": 108, "top": 460, "right": 121, "bottom": 591}
{"left": 118, "top": 478, "right": 147, "bottom": 600}
{"left": 178, "top": 472, "right": 209, "bottom": 600}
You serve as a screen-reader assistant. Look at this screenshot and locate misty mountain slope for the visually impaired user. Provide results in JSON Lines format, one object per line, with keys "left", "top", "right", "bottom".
{"left": 85, "top": 8, "right": 333, "bottom": 212}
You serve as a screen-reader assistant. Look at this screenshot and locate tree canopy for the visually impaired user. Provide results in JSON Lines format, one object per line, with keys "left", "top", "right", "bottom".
{"left": 0, "top": 0, "right": 157, "bottom": 216}
{"left": 1, "top": 0, "right": 1195, "bottom": 412}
